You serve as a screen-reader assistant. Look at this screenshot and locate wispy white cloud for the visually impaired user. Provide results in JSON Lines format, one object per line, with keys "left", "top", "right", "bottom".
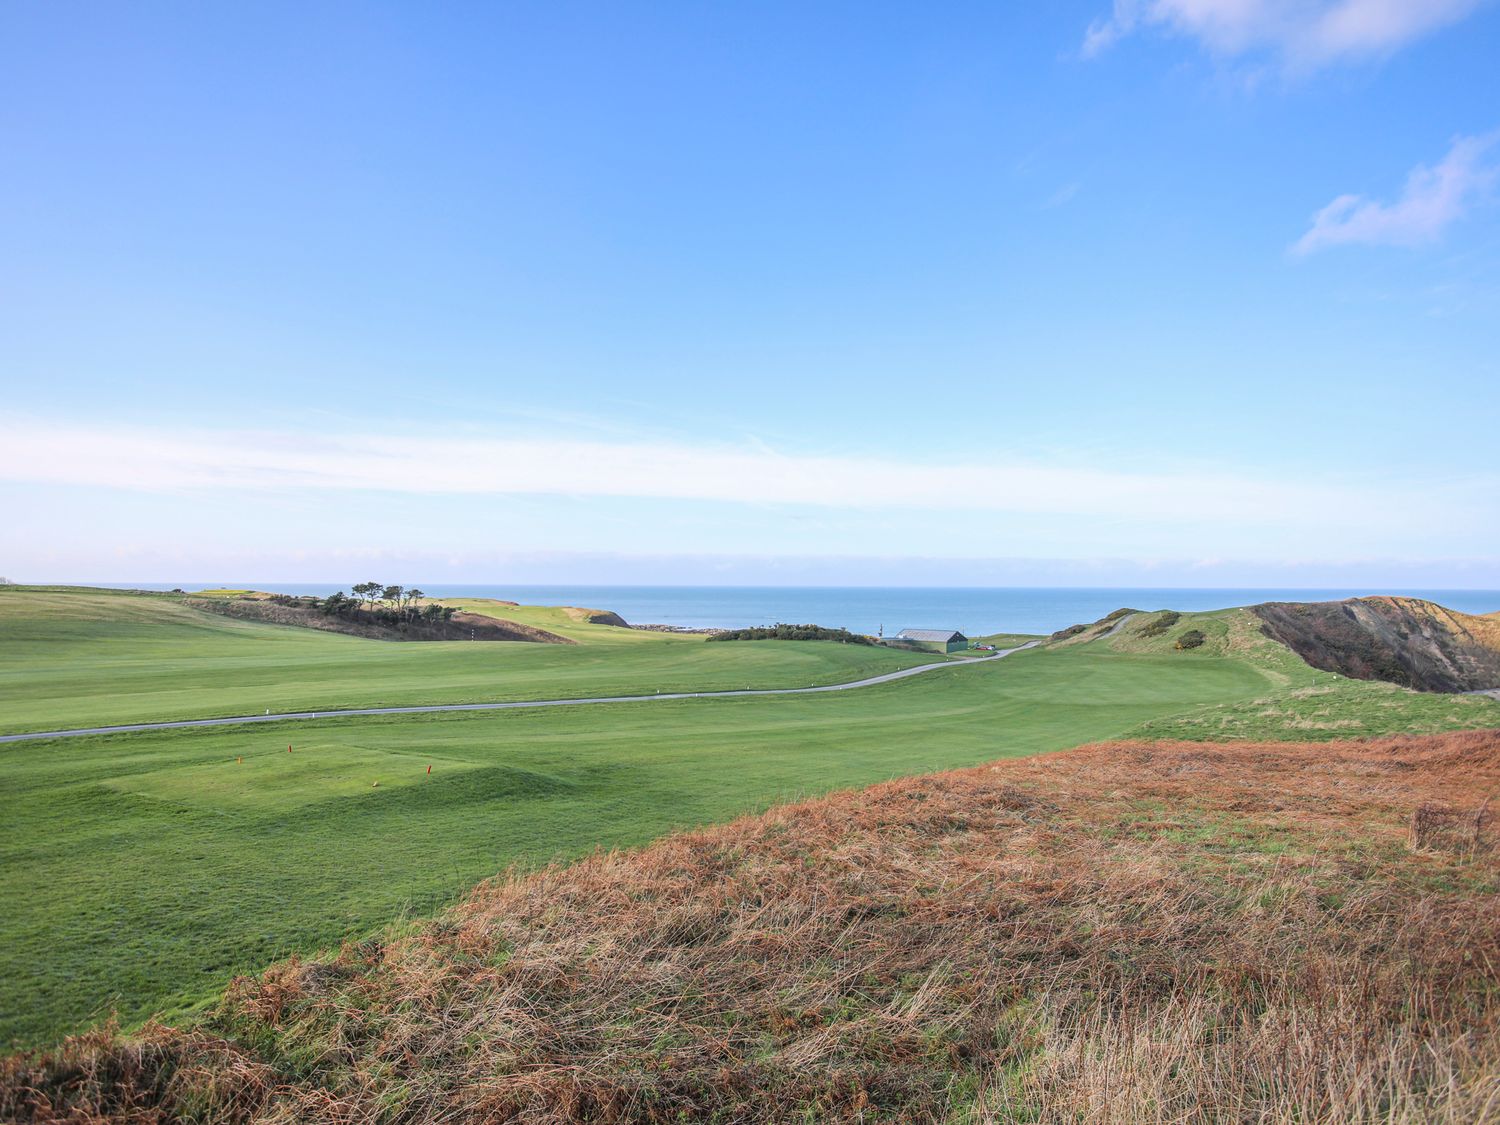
{"left": 0, "top": 417, "right": 1488, "bottom": 539}
{"left": 1292, "top": 133, "right": 1499, "bottom": 254}
{"left": 1043, "top": 181, "right": 1083, "bottom": 209}
{"left": 1083, "top": 0, "right": 1488, "bottom": 68}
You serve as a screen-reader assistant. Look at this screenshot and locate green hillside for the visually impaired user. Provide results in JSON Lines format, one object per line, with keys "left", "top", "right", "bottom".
{"left": 1060, "top": 605, "right": 1500, "bottom": 741}
{"left": 0, "top": 587, "right": 927, "bottom": 733}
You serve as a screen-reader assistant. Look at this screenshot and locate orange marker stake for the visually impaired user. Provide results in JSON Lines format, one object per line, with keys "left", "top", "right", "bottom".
{"left": 288, "top": 744, "right": 292, "bottom": 753}
{"left": 427, "top": 765, "right": 432, "bottom": 775}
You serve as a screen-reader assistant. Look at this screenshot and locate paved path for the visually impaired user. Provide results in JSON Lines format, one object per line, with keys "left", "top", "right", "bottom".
{"left": 1099, "top": 612, "right": 1138, "bottom": 639}
{"left": 0, "top": 642, "right": 1040, "bottom": 745}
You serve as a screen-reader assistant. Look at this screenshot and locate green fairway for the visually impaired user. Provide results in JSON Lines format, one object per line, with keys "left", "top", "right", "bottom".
{"left": 2, "top": 641, "right": 1285, "bottom": 1047}
{"left": 3, "top": 589, "right": 1496, "bottom": 1050}
{"left": 102, "top": 743, "right": 487, "bottom": 810}
{"left": 0, "top": 587, "right": 929, "bottom": 733}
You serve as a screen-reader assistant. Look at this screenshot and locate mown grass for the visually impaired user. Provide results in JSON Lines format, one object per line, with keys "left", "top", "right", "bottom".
{"left": 8, "top": 731, "right": 1496, "bottom": 1123}
{"left": 0, "top": 587, "right": 928, "bottom": 733}
{"left": 969, "top": 632, "right": 1044, "bottom": 648}
{"left": 2, "top": 642, "right": 1286, "bottom": 1048}
{"left": 1131, "top": 677, "right": 1500, "bottom": 740}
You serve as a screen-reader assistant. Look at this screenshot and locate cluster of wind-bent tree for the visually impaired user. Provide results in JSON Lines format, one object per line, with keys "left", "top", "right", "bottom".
{"left": 178, "top": 585, "right": 519, "bottom": 639}
{"left": 308, "top": 582, "right": 455, "bottom": 626}
{"left": 181, "top": 586, "right": 581, "bottom": 643}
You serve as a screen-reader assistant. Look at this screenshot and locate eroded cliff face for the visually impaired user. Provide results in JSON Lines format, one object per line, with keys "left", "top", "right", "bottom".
{"left": 1252, "top": 596, "right": 1500, "bottom": 693}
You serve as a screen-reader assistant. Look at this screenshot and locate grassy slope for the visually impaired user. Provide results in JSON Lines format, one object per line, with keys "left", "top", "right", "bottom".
{"left": 0, "top": 588, "right": 928, "bottom": 733}
{"left": 8, "top": 731, "right": 1497, "bottom": 1123}
{"left": 2, "top": 641, "right": 1286, "bottom": 1047}
{"left": 1093, "top": 606, "right": 1500, "bottom": 741}
{"left": 969, "top": 631, "right": 1045, "bottom": 648}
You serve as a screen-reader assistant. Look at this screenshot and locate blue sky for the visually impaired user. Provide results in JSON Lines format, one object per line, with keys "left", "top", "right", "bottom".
{"left": 2, "top": 1, "right": 1497, "bottom": 586}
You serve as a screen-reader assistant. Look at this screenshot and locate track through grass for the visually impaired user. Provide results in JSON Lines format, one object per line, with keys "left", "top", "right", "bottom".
{"left": 0, "top": 588, "right": 927, "bottom": 733}
{"left": 4, "top": 644, "right": 1279, "bottom": 1047}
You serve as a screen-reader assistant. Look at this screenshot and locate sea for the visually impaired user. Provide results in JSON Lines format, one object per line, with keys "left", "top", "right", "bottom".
{"left": 129, "top": 585, "right": 1500, "bottom": 638}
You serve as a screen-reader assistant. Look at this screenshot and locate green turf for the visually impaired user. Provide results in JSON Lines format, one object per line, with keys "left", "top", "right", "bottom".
{"left": 2, "top": 590, "right": 1496, "bottom": 1050}
{"left": 0, "top": 587, "right": 930, "bottom": 733}
{"left": 1129, "top": 678, "right": 1500, "bottom": 740}
{"left": 2, "top": 641, "right": 1289, "bottom": 1047}
{"left": 970, "top": 632, "right": 1045, "bottom": 648}
{"left": 102, "top": 743, "right": 486, "bottom": 810}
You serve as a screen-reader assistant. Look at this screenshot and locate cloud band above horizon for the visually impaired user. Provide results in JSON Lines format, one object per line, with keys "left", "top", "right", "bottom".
{"left": 1, "top": 417, "right": 1490, "bottom": 537}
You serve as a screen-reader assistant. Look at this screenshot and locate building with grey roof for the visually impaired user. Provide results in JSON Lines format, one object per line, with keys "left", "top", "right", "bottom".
{"left": 893, "top": 628, "right": 968, "bottom": 653}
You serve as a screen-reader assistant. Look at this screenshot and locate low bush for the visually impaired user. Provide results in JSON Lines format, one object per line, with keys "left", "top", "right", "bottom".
{"left": 1176, "top": 629, "right": 1206, "bottom": 650}
{"left": 313, "top": 591, "right": 455, "bottom": 625}
{"left": 708, "top": 623, "right": 873, "bottom": 645}
{"left": 1137, "top": 611, "right": 1182, "bottom": 638}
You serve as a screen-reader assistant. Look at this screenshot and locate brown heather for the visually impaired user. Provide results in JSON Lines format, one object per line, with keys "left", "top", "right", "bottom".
{"left": 6, "top": 730, "right": 1500, "bottom": 1123}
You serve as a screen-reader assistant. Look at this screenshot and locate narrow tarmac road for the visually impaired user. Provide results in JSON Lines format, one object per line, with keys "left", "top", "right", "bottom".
{"left": 0, "top": 642, "right": 1040, "bottom": 744}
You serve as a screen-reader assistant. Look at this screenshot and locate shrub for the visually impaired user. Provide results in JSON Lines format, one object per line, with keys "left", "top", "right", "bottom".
{"left": 1138, "top": 611, "right": 1182, "bottom": 638}
{"left": 708, "top": 624, "right": 873, "bottom": 645}
{"left": 317, "top": 592, "right": 359, "bottom": 618}
{"left": 1175, "top": 629, "right": 1206, "bottom": 650}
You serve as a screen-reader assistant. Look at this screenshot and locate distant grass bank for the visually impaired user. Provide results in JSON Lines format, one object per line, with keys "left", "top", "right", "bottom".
{"left": 0, "top": 587, "right": 927, "bottom": 734}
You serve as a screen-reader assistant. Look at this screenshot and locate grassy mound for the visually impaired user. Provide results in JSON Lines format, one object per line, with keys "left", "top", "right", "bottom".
{"left": 1062, "top": 605, "right": 1500, "bottom": 742}
{"left": 8, "top": 729, "right": 1497, "bottom": 1123}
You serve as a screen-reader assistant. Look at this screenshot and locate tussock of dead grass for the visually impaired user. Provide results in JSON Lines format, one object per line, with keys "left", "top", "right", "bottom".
{"left": 6, "top": 731, "right": 1500, "bottom": 1123}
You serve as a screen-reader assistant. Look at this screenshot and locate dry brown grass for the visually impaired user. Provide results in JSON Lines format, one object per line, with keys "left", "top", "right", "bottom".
{"left": 6, "top": 731, "right": 1500, "bottom": 1124}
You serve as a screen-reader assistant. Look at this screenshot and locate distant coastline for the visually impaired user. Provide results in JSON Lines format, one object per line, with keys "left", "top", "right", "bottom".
{"left": 58, "top": 584, "right": 1500, "bottom": 638}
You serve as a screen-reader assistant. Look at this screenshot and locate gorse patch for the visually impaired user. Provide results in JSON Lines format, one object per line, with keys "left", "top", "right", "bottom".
{"left": 1136, "top": 610, "right": 1181, "bottom": 638}
{"left": 708, "top": 624, "right": 875, "bottom": 645}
